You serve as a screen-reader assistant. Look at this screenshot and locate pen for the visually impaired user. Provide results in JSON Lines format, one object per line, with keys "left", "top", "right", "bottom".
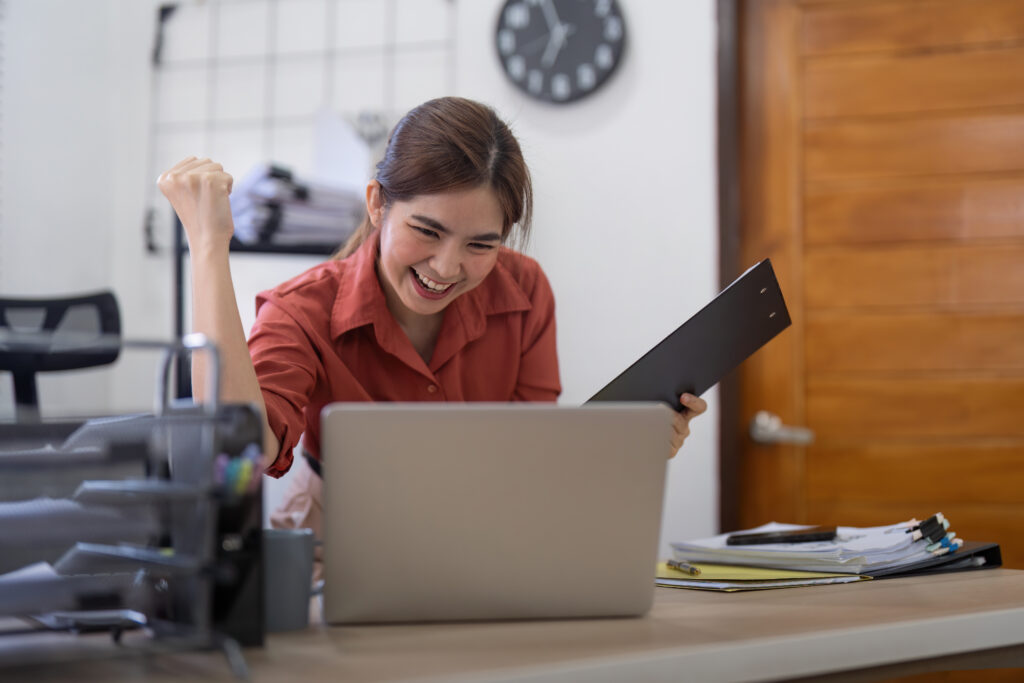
{"left": 667, "top": 559, "right": 701, "bottom": 576}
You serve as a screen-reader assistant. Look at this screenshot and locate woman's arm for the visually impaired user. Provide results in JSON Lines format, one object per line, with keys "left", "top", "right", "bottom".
{"left": 157, "top": 157, "right": 280, "bottom": 469}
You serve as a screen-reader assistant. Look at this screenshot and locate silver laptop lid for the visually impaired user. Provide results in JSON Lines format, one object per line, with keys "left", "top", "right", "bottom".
{"left": 321, "top": 403, "right": 672, "bottom": 624}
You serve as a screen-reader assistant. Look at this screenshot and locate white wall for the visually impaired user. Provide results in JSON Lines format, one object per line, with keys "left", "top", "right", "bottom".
{"left": 453, "top": 1, "right": 720, "bottom": 553}
{"left": 1, "top": 0, "right": 720, "bottom": 550}
{"left": 0, "top": 0, "right": 119, "bottom": 418}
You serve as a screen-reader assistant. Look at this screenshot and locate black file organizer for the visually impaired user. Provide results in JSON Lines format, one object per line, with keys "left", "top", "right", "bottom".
{"left": 0, "top": 336, "right": 263, "bottom": 677}
{"left": 172, "top": 213, "right": 339, "bottom": 399}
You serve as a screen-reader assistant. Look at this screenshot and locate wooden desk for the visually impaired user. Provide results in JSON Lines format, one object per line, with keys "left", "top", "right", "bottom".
{"left": 3, "top": 569, "right": 1024, "bottom": 682}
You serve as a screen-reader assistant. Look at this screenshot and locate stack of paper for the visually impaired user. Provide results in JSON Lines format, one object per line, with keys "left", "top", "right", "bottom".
{"left": 671, "top": 518, "right": 963, "bottom": 575}
{"left": 230, "top": 163, "right": 364, "bottom": 247}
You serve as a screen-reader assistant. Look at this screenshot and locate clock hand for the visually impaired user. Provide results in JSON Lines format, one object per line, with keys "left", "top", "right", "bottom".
{"left": 519, "top": 32, "right": 552, "bottom": 56}
{"left": 540, "top": 0, "right": 562, "bottom": 31}
{"left": 540, "top": 21, "right": 567, "bottom": 68}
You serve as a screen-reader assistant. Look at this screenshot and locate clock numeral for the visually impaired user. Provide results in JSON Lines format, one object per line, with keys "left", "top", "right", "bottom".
{"left": 595, "top": 0, "right": 612, "bottom": 18}
{"left": 604, "top": 16, "right": 623, "bottom": 42}
{"left": 577, "top": 64, "right": 596, "bottom": 91}
{"left": 595, "top": 44, "right": 614, "bottom": 70}
{"left": 504, "top": 2, "right": 530, "bottom": 30}
{"left": 528, "top": 69, "right": 544, "bottom": 95}
{"left": 498, "top": 29, "right": 516, "bottom": 56}
{"left": 551, "top": 73, "right": 571, "bottom": 101}
{"left": 507, "top": 55, "right": 526, "bottom": 81}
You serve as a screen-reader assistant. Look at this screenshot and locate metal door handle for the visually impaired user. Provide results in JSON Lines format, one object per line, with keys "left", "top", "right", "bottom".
{"left": 749, "top": 411, "right": 814, "bottom": 445}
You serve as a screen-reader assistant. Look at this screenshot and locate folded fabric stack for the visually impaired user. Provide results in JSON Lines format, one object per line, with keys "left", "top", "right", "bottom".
{"left": 230, "top": 164, "right": 364, "bottom": 248}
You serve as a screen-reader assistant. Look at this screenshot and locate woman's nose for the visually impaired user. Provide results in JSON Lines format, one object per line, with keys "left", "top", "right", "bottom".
{"left": 431, "top": 245, "right": 461, "bottom": 280}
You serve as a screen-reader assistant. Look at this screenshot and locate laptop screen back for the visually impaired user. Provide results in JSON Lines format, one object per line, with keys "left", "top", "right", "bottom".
{"left": 320, "top": 403, "right": 672, "bottom": 624}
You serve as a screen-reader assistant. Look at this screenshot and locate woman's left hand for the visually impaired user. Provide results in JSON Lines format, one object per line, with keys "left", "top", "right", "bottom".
{"left": 670, "top": 393, "right": 707, "bottom": 458}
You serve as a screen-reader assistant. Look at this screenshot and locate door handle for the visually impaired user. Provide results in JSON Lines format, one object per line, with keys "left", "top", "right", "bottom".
{"left": 749, "top": 411, "right": 814, "bottom": 445}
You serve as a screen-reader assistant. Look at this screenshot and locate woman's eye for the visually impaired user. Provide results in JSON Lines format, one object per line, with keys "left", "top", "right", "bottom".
{"left": 469, "top": 242, "right": 496, "bottom": 251}
{"left": 412, "top": 226, "right": 438, "bottom": 239}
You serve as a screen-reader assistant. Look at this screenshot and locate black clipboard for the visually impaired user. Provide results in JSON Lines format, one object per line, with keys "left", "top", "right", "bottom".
{"left": 587, "top": 259, "right": 791, "bottom": 409}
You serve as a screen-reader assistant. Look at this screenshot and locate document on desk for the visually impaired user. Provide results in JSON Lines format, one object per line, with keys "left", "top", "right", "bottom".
{"left": 670, "top": 519, "right": 1002, "bottom": 577}
{"left": 587, "top": 259, "right": 790, "bottom": 406}
{"left": 656, "top": 562, "right": 869, "bottom": 592}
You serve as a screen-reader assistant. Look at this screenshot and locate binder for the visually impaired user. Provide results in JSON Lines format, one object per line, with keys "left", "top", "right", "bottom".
{"left": 867, "top": 541, "right": 1001, "bottom": 579}
{"left": 588, "top": 259, "right": 790, "bottom": 408}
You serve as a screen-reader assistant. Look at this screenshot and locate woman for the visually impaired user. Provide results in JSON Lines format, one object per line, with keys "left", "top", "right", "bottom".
{"left": 158, "top": 96, "right": 706, "bottom": 539}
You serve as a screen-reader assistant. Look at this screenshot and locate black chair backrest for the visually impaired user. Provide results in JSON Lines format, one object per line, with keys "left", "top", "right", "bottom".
{"left": 0, "top": 291, "right": 121, "bottom": 422}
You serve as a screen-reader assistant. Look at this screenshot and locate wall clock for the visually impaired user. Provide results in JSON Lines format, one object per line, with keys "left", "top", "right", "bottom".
{"left": 495, "top": 0, "right": 627, "bottom": 104}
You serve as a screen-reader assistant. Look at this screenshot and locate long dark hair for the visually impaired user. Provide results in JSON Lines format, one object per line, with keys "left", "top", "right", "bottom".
{"left": 334, "top": 97, "right": 533, "bottom": 259}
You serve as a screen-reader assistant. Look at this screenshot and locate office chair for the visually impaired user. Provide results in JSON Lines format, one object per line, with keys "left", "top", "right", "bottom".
{"left": 0, "top": 291, "right": 121, "bottom": 422}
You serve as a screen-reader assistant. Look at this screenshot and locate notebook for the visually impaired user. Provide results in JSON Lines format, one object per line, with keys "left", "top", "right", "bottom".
{"left": 320, "top": 403, "right": 673, "bottom": 624}
{"left": 588, "top": 259, "right": 790, "bottom": 407}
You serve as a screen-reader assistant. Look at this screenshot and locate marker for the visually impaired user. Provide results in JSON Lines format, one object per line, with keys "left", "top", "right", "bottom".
{"left": 667, "top": 559, "right": 702, "bottom": 576}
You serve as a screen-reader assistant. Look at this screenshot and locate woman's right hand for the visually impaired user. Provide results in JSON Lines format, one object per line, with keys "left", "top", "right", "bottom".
{"left": 157, "top": 157, "right": 235, "bottom": 254}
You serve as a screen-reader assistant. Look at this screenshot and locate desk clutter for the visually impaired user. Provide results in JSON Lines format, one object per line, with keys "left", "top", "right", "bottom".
{"left": 0, "top": 337, "right": 263, "bottom": 676}
{"left": 229, "top": 163, "right": 363, "bottom": 249}
{"left": 662, "top": 514, "right": 1002, "bottom": 591}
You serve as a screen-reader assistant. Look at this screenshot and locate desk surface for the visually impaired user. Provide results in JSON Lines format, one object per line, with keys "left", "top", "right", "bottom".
{"left": 3, "top": 569, "right": 1024, "bottom": 682}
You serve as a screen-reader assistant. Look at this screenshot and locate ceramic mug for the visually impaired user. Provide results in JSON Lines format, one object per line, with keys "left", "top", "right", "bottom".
{"left": 262, "top": 528, "right": 322, "bottom": 632}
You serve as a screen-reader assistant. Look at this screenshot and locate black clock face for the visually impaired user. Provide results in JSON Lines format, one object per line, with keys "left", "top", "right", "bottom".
{"left": 495, "top": 0, "right": 627, "bottom": 104}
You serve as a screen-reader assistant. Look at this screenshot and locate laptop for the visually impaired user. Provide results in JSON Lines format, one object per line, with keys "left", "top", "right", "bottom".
{"left": 320, "top": 403, "right": 673, "bottom": 624}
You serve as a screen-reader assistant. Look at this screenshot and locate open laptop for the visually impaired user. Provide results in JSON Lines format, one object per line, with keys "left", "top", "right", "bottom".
{"left": 320, "top": 403, "right": 673, "bottom": 624}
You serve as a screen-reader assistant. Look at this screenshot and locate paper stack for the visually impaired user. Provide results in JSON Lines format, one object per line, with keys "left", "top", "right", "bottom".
{"left": 230, "top": 163, "right": 364, "bottom": 248}
{"left": 671, "top": 515, "right": 981, "bottom": 576}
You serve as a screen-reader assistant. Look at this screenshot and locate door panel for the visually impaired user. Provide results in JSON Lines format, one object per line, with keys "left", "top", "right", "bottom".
{"left": 800, "top": 0, "right": 1024, "bottom": 56}
{"left": 732, "top": 0, "right": 1024, "bottom": 578}
{"left": 735, "top": 0, "right": 806, "bottom": 529}
{"left": 806, "top": 312, "right": 1024, "bottom": 373}
{"left": 805, "top": 45, "right": 1024, "bottom": 119}
{"left": 806, "top": 377, "right": 1024, "bottom": 440}
{"left": 805, "top": 176, "right": 1024, "bottom": 245}
{"left": 805, "top": 112, "right": 1024, "bottom": 180}
{"left": 804, "top": 244, "right": 1024, "bottom": 308}
{"left": 806, "top": 444, "right": 1024, "bottom": 505}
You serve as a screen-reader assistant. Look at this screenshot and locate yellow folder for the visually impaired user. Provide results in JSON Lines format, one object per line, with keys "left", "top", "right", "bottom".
{"left": 656, "top": 562, "right": 871, "bottom": 592}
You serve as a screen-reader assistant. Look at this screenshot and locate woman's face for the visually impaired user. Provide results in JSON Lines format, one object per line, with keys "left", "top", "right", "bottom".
{"left": 372, "top": 183, "right": 505, "bottom": 323}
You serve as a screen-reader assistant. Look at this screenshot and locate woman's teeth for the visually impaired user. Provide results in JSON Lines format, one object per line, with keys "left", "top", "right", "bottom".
{"left": 414, "top": 270, "right": 454, "bottom": 293}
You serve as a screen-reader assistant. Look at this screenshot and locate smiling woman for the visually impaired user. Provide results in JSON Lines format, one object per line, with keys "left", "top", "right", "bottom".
{"left": 157, "top": 96, "right": 703, "bottom": 558}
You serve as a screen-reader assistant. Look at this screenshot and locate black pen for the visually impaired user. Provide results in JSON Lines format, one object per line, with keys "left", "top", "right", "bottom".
{"left": 667, "top": 559, "right": 701, "bottom": 576}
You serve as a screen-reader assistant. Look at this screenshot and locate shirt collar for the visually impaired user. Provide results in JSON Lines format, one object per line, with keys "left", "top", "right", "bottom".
{"left": 329, "top": 230, "right": 534, "bottom": 366}
{"left": 329, "top": 230, "right": 387, "bottom": 340}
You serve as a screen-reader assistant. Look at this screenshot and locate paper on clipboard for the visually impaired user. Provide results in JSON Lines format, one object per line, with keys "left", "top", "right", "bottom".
{"left": 587, "top": 259, "right": 790, "bottom": 408}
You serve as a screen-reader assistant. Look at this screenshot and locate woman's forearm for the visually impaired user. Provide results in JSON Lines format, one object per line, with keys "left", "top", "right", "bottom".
{"left": 159, "top": 157, "right": 281, "bottom": 470}
{"left": 189, "top": 248, "right": 281, "bottom": 470}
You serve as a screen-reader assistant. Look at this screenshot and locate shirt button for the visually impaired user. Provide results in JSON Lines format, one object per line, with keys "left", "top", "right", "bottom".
{"left": 427, "top": 384, "right": 438, "bottom": 394}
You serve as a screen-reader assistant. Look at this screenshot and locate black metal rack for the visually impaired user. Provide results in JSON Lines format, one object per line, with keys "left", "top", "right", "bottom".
{"left": 0, "top": 337, "right": 263, "bottom": 678}
{"left": 171, "top": 214, "right": 340, "bottom": 399}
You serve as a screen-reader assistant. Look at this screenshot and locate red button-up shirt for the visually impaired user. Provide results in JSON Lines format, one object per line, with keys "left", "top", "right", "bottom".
{"left": 249, "top": 231, "right": 561, "bottom": 477}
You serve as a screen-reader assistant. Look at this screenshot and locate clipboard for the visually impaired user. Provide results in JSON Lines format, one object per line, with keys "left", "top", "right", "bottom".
{"left": 587, "top": 259, "right": 790, "bottom": 409}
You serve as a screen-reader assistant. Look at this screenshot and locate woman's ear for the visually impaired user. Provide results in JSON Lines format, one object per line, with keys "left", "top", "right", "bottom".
{"left": 366, "top": 181, "right": 384, "bottom": 227}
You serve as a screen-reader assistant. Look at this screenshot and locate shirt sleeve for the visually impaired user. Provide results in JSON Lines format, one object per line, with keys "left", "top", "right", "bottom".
{"left": 512, "top": 264, "right": 561, "bottom": 402}
{"left": 248, "top": 294, "right": 322, "bottom": 477}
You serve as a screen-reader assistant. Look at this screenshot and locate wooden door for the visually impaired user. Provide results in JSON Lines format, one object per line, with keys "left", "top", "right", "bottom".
{"left": 725, "top": 0, "right": 1024, "bottom": 571}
